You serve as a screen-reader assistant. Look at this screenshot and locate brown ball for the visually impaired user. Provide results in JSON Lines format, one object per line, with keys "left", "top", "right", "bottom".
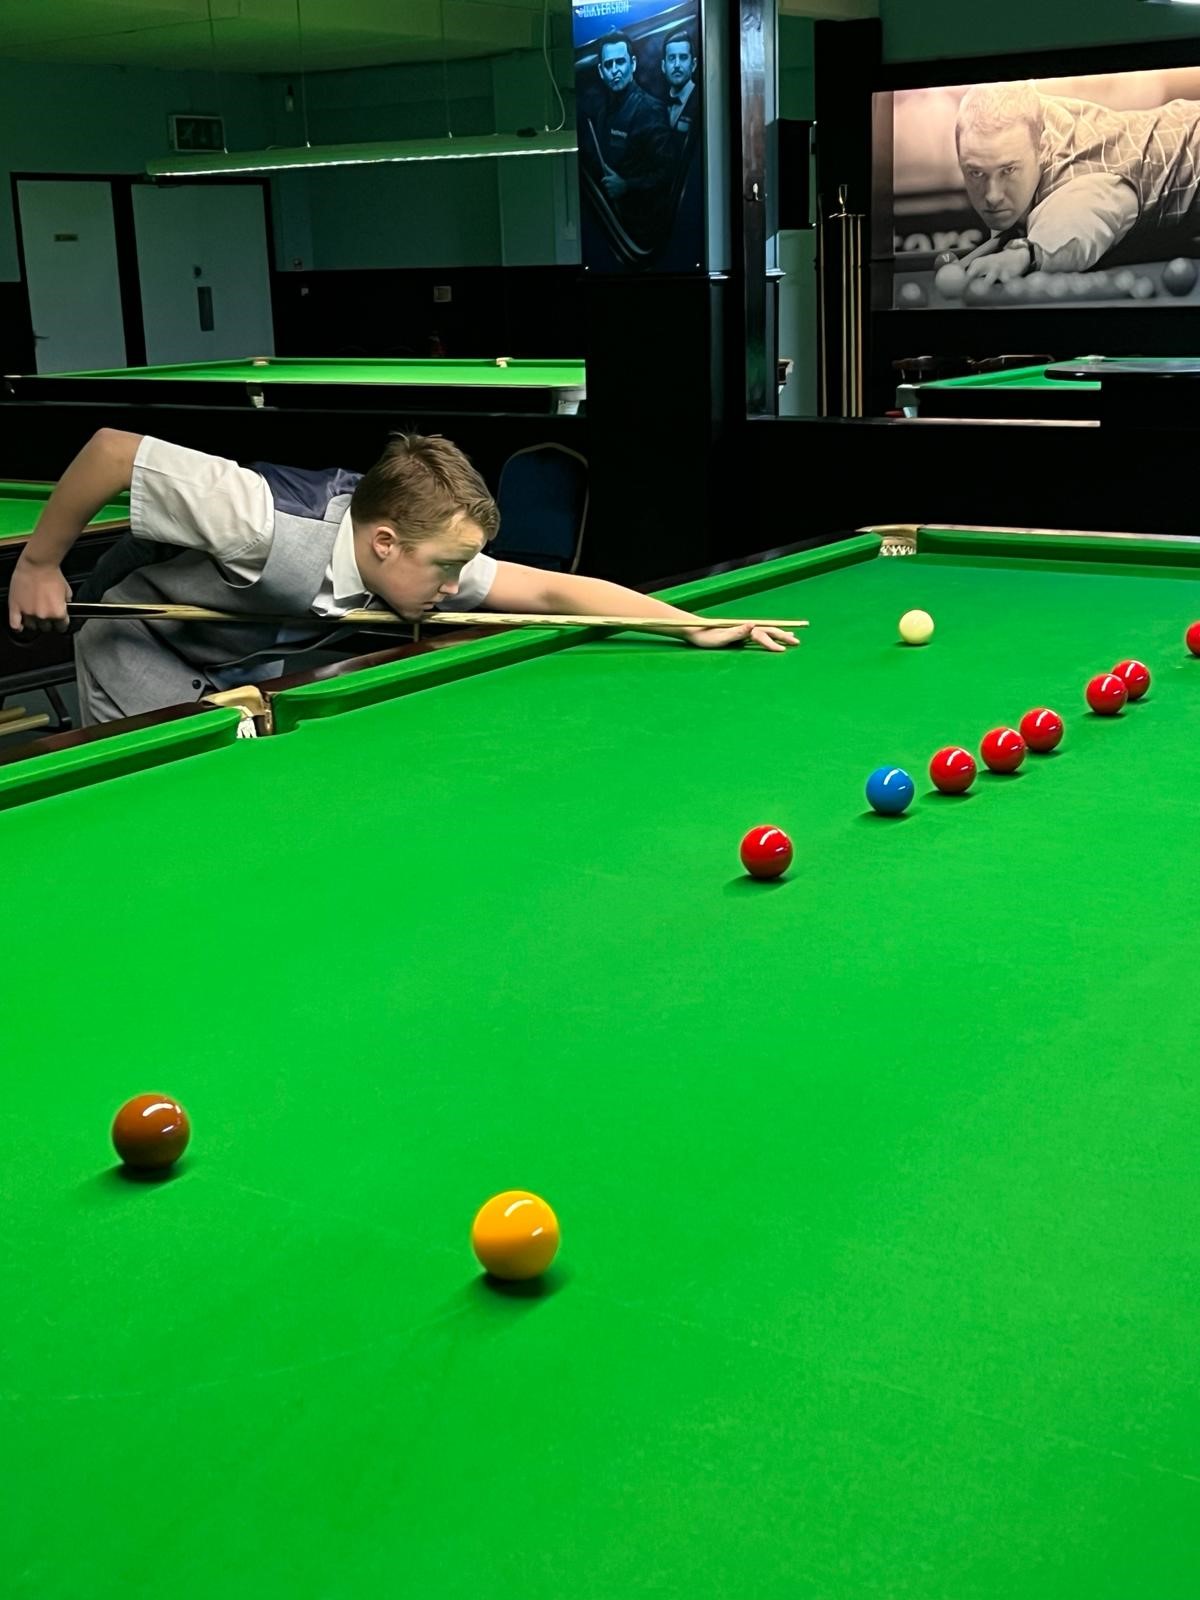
{"left": 111, "top": 1094, "right": 191, "bottom": 1170}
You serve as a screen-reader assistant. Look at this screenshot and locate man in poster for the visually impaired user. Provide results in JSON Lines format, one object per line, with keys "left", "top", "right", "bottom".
{"left": 661, "top": 31, "right": 701, "bottom": 211}
{"left": 582, "top": 32, "right": 672, "bottom": 256}
{"left": 662, "top": 31, "right": 699, "bottom": 139}
{"left": 955, "top": 81, "right": 1200, "bottom": 284}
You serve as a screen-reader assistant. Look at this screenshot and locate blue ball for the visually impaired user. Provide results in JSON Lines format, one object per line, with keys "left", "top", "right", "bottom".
{"left": 866, "top": 766, "right": 915, "bottom": 816}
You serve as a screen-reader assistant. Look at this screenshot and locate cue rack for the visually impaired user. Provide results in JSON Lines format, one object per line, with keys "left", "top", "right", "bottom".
{"left": 817, "top": 184, "right": 865, "bottom": 417}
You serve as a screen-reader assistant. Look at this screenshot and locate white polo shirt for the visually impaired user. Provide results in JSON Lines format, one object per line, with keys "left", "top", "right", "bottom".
{"left": 129, "top": 436, "right": 497, "bottom": 616}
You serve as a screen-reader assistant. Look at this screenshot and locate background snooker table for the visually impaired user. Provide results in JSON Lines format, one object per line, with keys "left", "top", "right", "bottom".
{"left": 897, "top": 362, "right": 1103, "bottom": 420}
{"left": 3, "top": 531, "right": 1199, "bottom": 1598}
{"left": 1, "top": 355, "right": 588, "bottom": 415}
{"left": 0, "top": 478, "right": 130, "bottom": 565}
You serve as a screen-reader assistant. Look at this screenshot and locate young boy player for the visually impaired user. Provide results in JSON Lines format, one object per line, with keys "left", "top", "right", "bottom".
{"left": 8, "top": 430, "right": 798, "bottom": 724}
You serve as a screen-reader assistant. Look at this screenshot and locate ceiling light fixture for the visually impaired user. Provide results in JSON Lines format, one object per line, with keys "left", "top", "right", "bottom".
{"left": 148, "top": 129, "right": 578, "bottom": 176}
{"left": 148, "top": 0, "right": 577, "bottom": 178}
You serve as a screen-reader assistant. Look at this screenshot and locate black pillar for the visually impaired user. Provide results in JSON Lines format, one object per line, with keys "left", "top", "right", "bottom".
{"left": 583, "top": 272, "right": 727, "bottom": 583}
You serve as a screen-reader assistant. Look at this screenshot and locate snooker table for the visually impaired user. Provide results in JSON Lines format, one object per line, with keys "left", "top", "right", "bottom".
{"left": 3, "top": 526, "right": 1199, "bottom": 1598}
{"left": 0, "top": 479, "right": 130, "bottom": 728}
{"left": 897, "top": 361, "right": 1103, "bottom": 420}
{"left": 2, "top": 355, "right": 588, "bottom": 415}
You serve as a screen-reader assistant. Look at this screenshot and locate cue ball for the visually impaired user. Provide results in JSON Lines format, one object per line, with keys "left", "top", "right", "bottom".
{"left": 1112, "top": 659, "right": 1150, "bottom": 700}
{"left": 934, "top": 263, "right": 968, "bottom": 300}
{"left": 929, "top": 746, "right": 976, "bottom": 795}
{"left": 1086, "top": 673, "right": 1128, "bottom": 715}
{"left": 865, "top": 766, "right": 915, "bottom": 816}
{"left": 1162, "top": 257, "right": 1198, "bottom": 297}
{"left": 739, "top": 825, "right": 794, "bottom": 880}
{"left": 1020, "top": 708, "right": 1064, "bottom": 753}
{"left": 898, "top": 282, "right": 928, "bottom": 307}
{"left": 1186, "top": 621, "right": 1200, "bottom": 656}
{"left": 898, "top": 608, "right": 935, "bottom": 645}
{"left": 472, "top": 1190, "right": 559, "bottom": 1280}
{"left": 111, "top": 1093, "right": 191, "bottom": 1170}
{"left": 980, "top": 726, "right": 1026, "bottom": 774}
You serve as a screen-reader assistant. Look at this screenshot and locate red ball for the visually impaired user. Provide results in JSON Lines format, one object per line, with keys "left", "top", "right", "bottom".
{"left": 1186, "top": 622, "right": 1200, "bottom": 657}
{"left": 1111, "top": 659, "right": 1150, "bottom": 700}
{"left": 740, "top": 825, "right": 793, "bottom": 880}
{"left": 1086, "top": 672, "right": 1128, "bottom": 716}
{"left": 980, "top": 726, "right": 1026, "bottom": 774}
{"left": 929, "top": 746, "right": 976, "bottom": 794}
{"left": 111, "top": 1093, "right": 191, "bottom": 1170}
{"left": 1020, "top": 708, "right": 1064, "bottom": 753}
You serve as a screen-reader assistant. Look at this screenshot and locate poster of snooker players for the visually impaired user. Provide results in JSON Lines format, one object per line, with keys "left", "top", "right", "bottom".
{"left": 881, "top": 65, "right": 1200, "bottom": 309}
{"left": 572, "top": 0, "right": 705, "bottom": 272}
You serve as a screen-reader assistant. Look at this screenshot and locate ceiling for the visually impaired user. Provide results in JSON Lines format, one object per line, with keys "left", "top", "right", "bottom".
{"left": 0, "top": 0, "right": 568, "bottom": 74}
{"left": 0, "top": 0, "right": 875, "bottom": 75}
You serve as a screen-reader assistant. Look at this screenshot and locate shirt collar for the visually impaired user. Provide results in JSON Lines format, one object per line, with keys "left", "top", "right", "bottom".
{"left": 331, "top": 508, "right": 369, "bottom": 606}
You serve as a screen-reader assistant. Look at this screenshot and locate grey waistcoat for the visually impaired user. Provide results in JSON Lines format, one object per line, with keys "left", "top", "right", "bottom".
{"left": 75, "top": 463, "right": 362, "bottom": 716}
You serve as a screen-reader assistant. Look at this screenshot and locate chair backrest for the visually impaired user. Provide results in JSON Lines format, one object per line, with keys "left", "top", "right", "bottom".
{"left": 493, "top": 443, "right": 589, "bottom": 573}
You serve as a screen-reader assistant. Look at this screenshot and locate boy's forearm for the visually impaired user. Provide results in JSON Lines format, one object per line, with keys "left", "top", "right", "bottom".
{"left": 21, "top": 429, "right": 142, "bottom": 565}
{"left": 540, "top": 572, "right": 703, "bottom": 634}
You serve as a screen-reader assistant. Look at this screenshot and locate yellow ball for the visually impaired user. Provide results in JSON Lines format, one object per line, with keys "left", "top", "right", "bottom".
{"left": 899, "top": 608, "right": 934, "bottom": 645}
{"left": 471, "top": 1190, "right": 560, "bottom": 1281}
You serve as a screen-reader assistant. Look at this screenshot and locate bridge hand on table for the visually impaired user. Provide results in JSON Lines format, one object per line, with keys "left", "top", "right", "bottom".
{"left": 965, "top": 242, "right": 1033, "bottom": 287}
{"left": 685, "top": 622, "right": 800, "bottom": 653}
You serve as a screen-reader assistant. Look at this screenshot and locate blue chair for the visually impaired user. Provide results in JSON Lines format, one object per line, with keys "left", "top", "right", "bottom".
{"left": 492, "top": 444, "right": 589, "bottom": 573}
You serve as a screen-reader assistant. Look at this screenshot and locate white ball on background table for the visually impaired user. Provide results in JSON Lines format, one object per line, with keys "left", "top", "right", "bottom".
{"left": 899, "top": 609, "right": 935, "bottom": 646}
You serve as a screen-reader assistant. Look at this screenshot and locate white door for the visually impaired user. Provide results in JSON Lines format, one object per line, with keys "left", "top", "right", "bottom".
{"left": 133, "top": 184, "right": 274, "bottom": 365}
{"left": 17, "top": 180, "right": 127, "bottom": 373}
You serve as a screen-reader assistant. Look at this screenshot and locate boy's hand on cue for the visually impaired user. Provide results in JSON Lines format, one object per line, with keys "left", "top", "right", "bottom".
{"left": 8, "top": 555, "right": 73, "bottom": 633}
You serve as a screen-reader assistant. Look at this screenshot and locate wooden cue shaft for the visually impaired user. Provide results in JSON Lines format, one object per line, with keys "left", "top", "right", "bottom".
{"left": 851, "top": 210, "right": 857, "bottom": 415}
{"left": 63, "top": 602, "right": 809, "bottom": 631}
{"left": 841, "top": 211, "right": 850, "bottom": 415}
{"left": 848, "top": 210, "right": 857, "bottom": 415}
{"left": 851, "top": 214, "right": 859, "bottom": 415}
{"left": 855, "top": 211, "right": 864, "bottom": 417}
{"left": 817, "top": 203, "right": 828, "bottom": 416}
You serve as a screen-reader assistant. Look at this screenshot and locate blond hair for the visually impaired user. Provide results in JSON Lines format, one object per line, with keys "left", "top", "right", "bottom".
{"left": 956, "top": 81, "right": 1043, "bottom": 155}
{"left": 351, "top": 433, "right": 499, "bottom": 546}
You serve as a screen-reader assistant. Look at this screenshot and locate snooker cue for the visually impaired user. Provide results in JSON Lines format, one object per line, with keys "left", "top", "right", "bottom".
{"left": 854, "top": 211, "right": 864, "bottom": 418}
{"left": 63, "top": 601, "right": 809, "bottom": 631}
{"left": 817, "top": 198, "right": 828, "bottom": 415}
{"left": 587, "top": 118, "right": 616, "bottom": 177}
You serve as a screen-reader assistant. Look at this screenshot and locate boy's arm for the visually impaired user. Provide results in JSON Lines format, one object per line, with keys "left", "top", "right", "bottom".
{"left": 8, "top": 429, "right": 142, "bottom": 633}
{"left": 483, "top": 562, "right": 799, "bottom": 653}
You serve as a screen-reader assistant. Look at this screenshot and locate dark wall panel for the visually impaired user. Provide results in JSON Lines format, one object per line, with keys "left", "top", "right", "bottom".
{"left": 271, "top": 267, "right": 586, "bottom": 361}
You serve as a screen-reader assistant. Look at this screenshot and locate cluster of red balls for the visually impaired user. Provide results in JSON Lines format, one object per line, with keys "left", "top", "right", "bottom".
{"left": 1084, "top": 657, "right": 1151, "bottom": 717}
{"left": 921, "top": 654, "right": 1152, "bottom": 797}
{"left": 927, "top": 705, "right": 1065, "bottom": 795}
{"left": 737, "top": 632, "right": 1191, "bottom": 880}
